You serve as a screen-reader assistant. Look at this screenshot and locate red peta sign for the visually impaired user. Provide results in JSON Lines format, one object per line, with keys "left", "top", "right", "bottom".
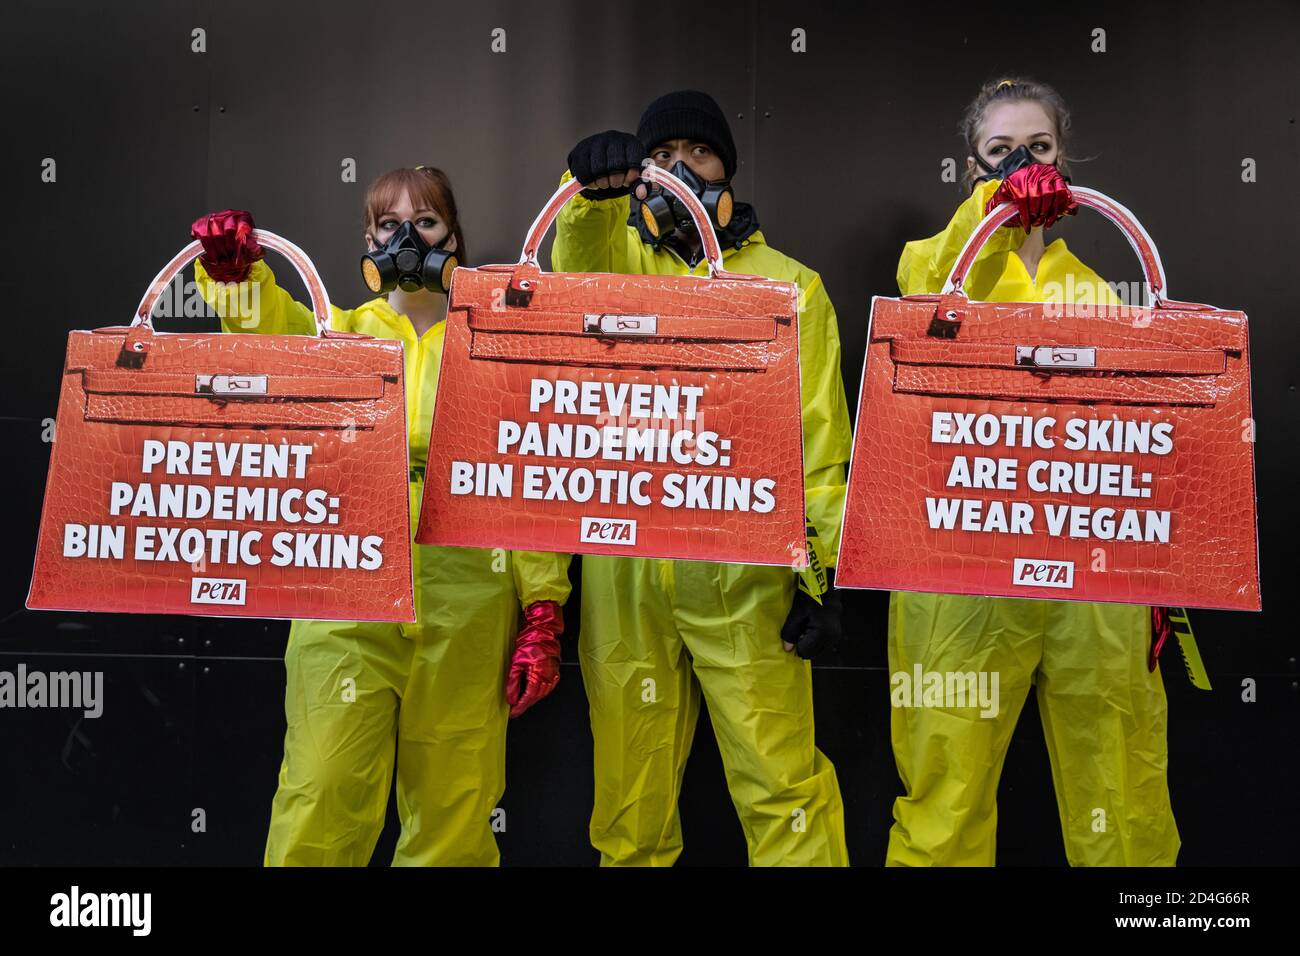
{"left": 580, "top": 516, "right": 637, "bottom": 546}
{"left": 1012, "top": 558, "right": 1074, "bottom": 590}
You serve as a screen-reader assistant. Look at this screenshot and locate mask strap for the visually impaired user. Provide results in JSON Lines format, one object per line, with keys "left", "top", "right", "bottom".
{"left": 972, "top": 146, "right": 998, "bottom": 175}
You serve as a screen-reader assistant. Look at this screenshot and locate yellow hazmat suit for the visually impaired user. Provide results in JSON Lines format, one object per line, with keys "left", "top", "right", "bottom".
{"left": 886, "top": 179, "right": 1179, "bottom": 866}
{"left": 197, "top": 260, "right": 571, "bottom": 865}
{"left": 551, "top": 172, "right": 852, "bottom": 866}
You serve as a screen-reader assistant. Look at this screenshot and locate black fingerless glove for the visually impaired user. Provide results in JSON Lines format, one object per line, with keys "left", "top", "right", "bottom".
{"left": 780, "top": 569, "right": 842, "bottom": 661}
{"left": 567, "top": 130, "right": 647, "bottom": 200}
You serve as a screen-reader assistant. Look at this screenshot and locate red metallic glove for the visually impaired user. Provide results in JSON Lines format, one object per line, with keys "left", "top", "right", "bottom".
{"left": 505, "top": 600, "right": 564, "bottom": 718}
{"left": 190, "top": 209, "right": 265, "bottom": 282}
{"left": 985, "top": 164, "right": 1077, "bottom": 233}
{"left": 1149, "top": 606, "right": 1173, "bottom": 672}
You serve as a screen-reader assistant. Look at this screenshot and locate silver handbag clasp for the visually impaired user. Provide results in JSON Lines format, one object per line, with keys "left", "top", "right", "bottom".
{"left": 195, "top": 374, "right": 268, "bottom": 395}
{"left": 1015, "top": 346, "right": 1096, "bottom": 369}
{"left": 583, "top": 314, "right": 659, "bottom": 336}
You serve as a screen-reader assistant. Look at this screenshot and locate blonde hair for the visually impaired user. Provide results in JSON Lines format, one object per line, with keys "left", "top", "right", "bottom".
{"left": 960, "top": 77, "right": 1074, "bottom": 192}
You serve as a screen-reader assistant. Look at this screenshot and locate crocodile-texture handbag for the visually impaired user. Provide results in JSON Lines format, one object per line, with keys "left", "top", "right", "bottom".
{"left": 417, "top": 165, "right": 807, "bottom": 566}
{"left": 837, "top": 188, "right": 1259, "bottom": 611}
{"left": 28, "top": 232, "right": 414, "bottom": 621}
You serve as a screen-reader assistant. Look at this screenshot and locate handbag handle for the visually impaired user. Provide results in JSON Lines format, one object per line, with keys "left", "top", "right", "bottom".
{"left": 516, "top": 162, "right": 737, "bottom": 278}
{"left": 940, "top": 187, "right": 1170, "bottom": 305}
{"left": 131, "top": 230, "right": 333, "bottom": 336}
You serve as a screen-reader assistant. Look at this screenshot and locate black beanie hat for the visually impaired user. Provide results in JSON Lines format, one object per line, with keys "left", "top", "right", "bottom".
{"left": 636, "top": 90, "right": 737, "bottom": 178}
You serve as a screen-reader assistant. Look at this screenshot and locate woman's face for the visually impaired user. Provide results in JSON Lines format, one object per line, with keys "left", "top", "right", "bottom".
{"left": 967, "top": 100, "right": 1059, "bottom": 177}
{"left": 367, "top": 188, "right": 456, "bottom": 252}
{"left": 648, "top": 139, "right": 726, "bottom": 182}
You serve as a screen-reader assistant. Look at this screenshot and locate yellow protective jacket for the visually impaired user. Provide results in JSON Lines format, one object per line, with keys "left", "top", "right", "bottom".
{"left": 194, "top": 258, "right": 571, "bottom": 608}
{"left": 550, "top": 172, "right": 853, "bottom": 564}
{"left": 898, "top": 178, "right": 1118, "bottom": 304}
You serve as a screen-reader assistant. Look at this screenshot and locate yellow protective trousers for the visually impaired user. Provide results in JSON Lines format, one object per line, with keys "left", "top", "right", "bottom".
{"left": 194, "top": 260, "right": 572, "bottom": 866}
{"left": 579, "top": 556, "right": 849, "bottom": 866}
{"left": 264, "top": 480, "right": 519, "bottom": 867}
{"left": 886, "top": 592, "right": 1180, "bottom": 866}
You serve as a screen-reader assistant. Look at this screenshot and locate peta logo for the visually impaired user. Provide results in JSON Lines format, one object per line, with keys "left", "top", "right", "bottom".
{"left": 1012, "top": 558, "right": 1075, "bottom": 589}
{"left": 191, "top": 577, "right": 247, "bottom": 605}
{"left": 580, "top": 517, "right": 637, "bottom": 546}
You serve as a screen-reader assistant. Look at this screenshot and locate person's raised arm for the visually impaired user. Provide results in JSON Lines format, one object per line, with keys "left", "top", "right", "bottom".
{"left": 190, "top": 209, "right": 327, "bottom": 336}
{"left": 551, "top": 130, "right": 648, "bottom": 275}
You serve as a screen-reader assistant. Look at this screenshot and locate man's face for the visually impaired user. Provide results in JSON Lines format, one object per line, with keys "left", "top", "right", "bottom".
{"left": 648, "top": 139, "right": 726, "bottom": 182}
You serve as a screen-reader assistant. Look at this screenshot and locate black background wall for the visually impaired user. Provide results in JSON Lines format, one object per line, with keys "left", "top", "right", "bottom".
{"left": 1, "top": 0, "right": 1296, "bottom": 865}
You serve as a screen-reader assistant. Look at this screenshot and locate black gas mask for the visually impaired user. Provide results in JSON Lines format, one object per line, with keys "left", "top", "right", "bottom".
{"left": 972, "top": 144, "right": 1038, "bottom": 186}
{"left": 360, "top": 220, "right": 458, "bottom": 295}
{"left": 632, "top": 161, "right": 734, "bottom": 243}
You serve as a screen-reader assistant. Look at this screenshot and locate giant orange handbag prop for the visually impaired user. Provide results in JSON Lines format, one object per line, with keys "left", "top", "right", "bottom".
{"left": 27, "top": 233, "right": 415, "bottom": 621}
{"left": 417, "top": 164, "right": 807, "bottom": 565}
{"left": 837, "top": 188, "right": 1260, "bottom": 611}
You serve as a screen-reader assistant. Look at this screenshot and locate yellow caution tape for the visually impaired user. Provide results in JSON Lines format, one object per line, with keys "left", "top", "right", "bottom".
{"left": 1169, "top": 607, "right": 1212, "bottom": 690}
{"left": 796, "top": 518, "right": 830, "bottom": 605}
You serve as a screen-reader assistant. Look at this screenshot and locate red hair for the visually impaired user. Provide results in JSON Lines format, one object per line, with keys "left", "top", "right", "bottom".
{"left": 363, "top": 166, "right": 467, "bottom": 262}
